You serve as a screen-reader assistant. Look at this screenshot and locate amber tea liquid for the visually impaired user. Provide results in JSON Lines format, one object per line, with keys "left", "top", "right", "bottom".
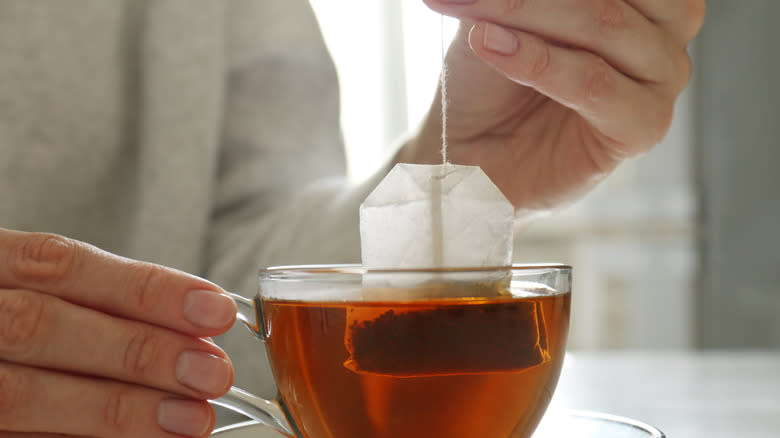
{"left": 261, "top": 286, "right": 570, "bottom": 438}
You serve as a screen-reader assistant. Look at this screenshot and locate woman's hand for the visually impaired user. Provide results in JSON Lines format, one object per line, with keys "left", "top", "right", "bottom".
{"left": 402, "top": 0, "right": 705, "bottom": 221}
{"left": 0, "top": 228, "right": 237, "bottom": 437}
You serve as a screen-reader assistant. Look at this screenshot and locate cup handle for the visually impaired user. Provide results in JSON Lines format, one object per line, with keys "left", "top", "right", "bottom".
{"left": 210, "top": 387, "right": 295, "bottom": 437}
{"left": 208, "top": 292, "right": 297, "bottom": 438}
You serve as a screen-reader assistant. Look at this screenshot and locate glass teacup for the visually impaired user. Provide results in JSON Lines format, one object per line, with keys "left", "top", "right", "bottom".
{"left": 214, "top": 264, "right": 572, "bottom": 438}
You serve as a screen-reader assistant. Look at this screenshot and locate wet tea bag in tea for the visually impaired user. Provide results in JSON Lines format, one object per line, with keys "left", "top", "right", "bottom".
{"left": 346, "top": 163, "right": 551, "bottom": 376}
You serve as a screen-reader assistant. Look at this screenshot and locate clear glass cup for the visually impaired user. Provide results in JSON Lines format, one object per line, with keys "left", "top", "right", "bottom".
{"left": 211, "top": 410, "right": 666, "bottom": 438}
{"left": 213, "top": 264, "right": 572, "bottom": 438}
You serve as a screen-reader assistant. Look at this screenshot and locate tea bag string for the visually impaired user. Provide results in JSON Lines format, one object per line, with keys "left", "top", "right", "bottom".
{"left": 439, "top": 14, "right": 450, "bottom": 166}
{"left": 432, "top": 14, "right": 449, "bottom": 268}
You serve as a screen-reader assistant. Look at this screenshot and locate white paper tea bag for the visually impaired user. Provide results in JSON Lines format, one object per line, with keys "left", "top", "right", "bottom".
{"left": 343, "top": 163, "right": 549, "bottom": 378}
{"left": 360, "top": 163, "right": 514, "bottom": 271}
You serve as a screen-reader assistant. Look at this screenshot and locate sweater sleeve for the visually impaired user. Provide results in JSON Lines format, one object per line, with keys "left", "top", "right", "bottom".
{"left": 202, "top": 0, "right": 388, "bottom": 400}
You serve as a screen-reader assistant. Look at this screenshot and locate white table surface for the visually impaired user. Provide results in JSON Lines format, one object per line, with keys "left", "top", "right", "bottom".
{"left": 547, "top": 350, "right": 780, "bottom": 438}
{"left": 214, "top": 351, "right": 780, "bottom": 438}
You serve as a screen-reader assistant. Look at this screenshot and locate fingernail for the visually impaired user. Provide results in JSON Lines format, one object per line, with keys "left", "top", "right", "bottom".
{"left": 176, "top": 351, "right": 232, "bottom": 395}
{"left": 158, "top": 399, "right": 212, "bottom": 437}
{"left": 483, "top": 23, "right": 518, "bottom": 55}
{"left": 183, "top": 289, "right": 237, "bottom": 329}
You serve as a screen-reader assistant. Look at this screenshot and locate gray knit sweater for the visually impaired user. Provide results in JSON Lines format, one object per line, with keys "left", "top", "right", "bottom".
{"left": 0, "top": 0, "right": 382, "bottom": 401}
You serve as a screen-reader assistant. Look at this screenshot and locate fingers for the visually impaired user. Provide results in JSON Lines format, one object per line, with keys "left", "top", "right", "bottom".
{"left": 0, "top": 289, "right": 234, "bottom": 399}
{"left": 0, "top": 434, "right": 92, "bottom": 438}
{"left": 0, "top": 229, "right": 237, "bottom": 337}
{"left": 0, "top": 361, "right": 214, "bottom": 437}
{"left": 623, "top": 0, "right": 706, "bottom": 42}
{"left": 0, "top": 433, "right": 90, "bottom": 437}
{"left": 0, "top": 230, "right": 235, "bottom": 436}
{"left": 426, "top": 0, "right": 681, "bottom": 83}
{"left": 468, "top": 23, "right": 674, "bottom": 153}
{"left": 0, "top": 433, "right": 91, "bottom": 438}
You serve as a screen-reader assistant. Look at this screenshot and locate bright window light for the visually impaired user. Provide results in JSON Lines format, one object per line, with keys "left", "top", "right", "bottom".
{"left": 310, "top": 0, "right": 456, "bottom": 180}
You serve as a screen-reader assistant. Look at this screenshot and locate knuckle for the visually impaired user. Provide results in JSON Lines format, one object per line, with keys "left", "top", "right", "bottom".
{"left": 683, "top": 0, "right": 706, "bottom": 40}
{"left": 526, "top": 41, "right": 552, "bottom": 80}
{"left": 125, "top": 262, "right": 166, "bottom": 314}
{"left": 583, "top": 58, "right": 614, "bottom": 103}
{"left": 657, "top": 40, "right": 691, "bottom": 93}
{"left": 122, "top": 325, "right": 161, "bottom": 379}
{"left": 103, "top": 386, "right": 134, "bottom": 435}
{"left": 0, "top": 363, "right": 29, "bottom": 421}
{"left": 505, "top": 0, "right": 528, "bottom": 13}
{"left": 0, "top": 290, "right": 45, "bottom": 358}
{"left": 593, "top": 0, "right": 627, "bottom": 36}
{"left": 8, "top": 233, "right": 77, "bottom": 288}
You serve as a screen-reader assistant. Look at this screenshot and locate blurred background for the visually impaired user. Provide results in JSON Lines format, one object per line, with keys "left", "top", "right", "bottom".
{"left": 309, "top": 0, "right": 780, "bottom": 351}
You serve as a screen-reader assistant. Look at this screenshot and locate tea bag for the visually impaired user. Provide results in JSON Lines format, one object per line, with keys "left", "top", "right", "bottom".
{"left": 359, "top": 163, "right": 514, "bottom": 272}
{"left": 345, "top": 298, "right": 550, "bottom": 376}
{"left": 345, "top": 163, "right": 550, "bottom": 376}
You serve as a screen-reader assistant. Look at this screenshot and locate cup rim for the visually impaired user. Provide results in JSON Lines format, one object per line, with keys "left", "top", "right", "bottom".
{"left": 259, "top": 263, "right": 572, "bottom": 276}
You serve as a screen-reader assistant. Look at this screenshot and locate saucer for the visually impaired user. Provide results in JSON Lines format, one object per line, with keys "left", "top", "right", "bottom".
{"left": 211, "top": 409, "right": 665, "bottom": 437}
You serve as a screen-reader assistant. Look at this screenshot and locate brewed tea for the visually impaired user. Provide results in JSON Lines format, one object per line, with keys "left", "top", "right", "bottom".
{"left": 261, "top": 285, "right": 570, "bottom": 438}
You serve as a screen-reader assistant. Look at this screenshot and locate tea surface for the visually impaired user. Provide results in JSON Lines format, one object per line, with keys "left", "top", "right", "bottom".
{"left": 261, "top": 289, "right": 569, "bottom": 438}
